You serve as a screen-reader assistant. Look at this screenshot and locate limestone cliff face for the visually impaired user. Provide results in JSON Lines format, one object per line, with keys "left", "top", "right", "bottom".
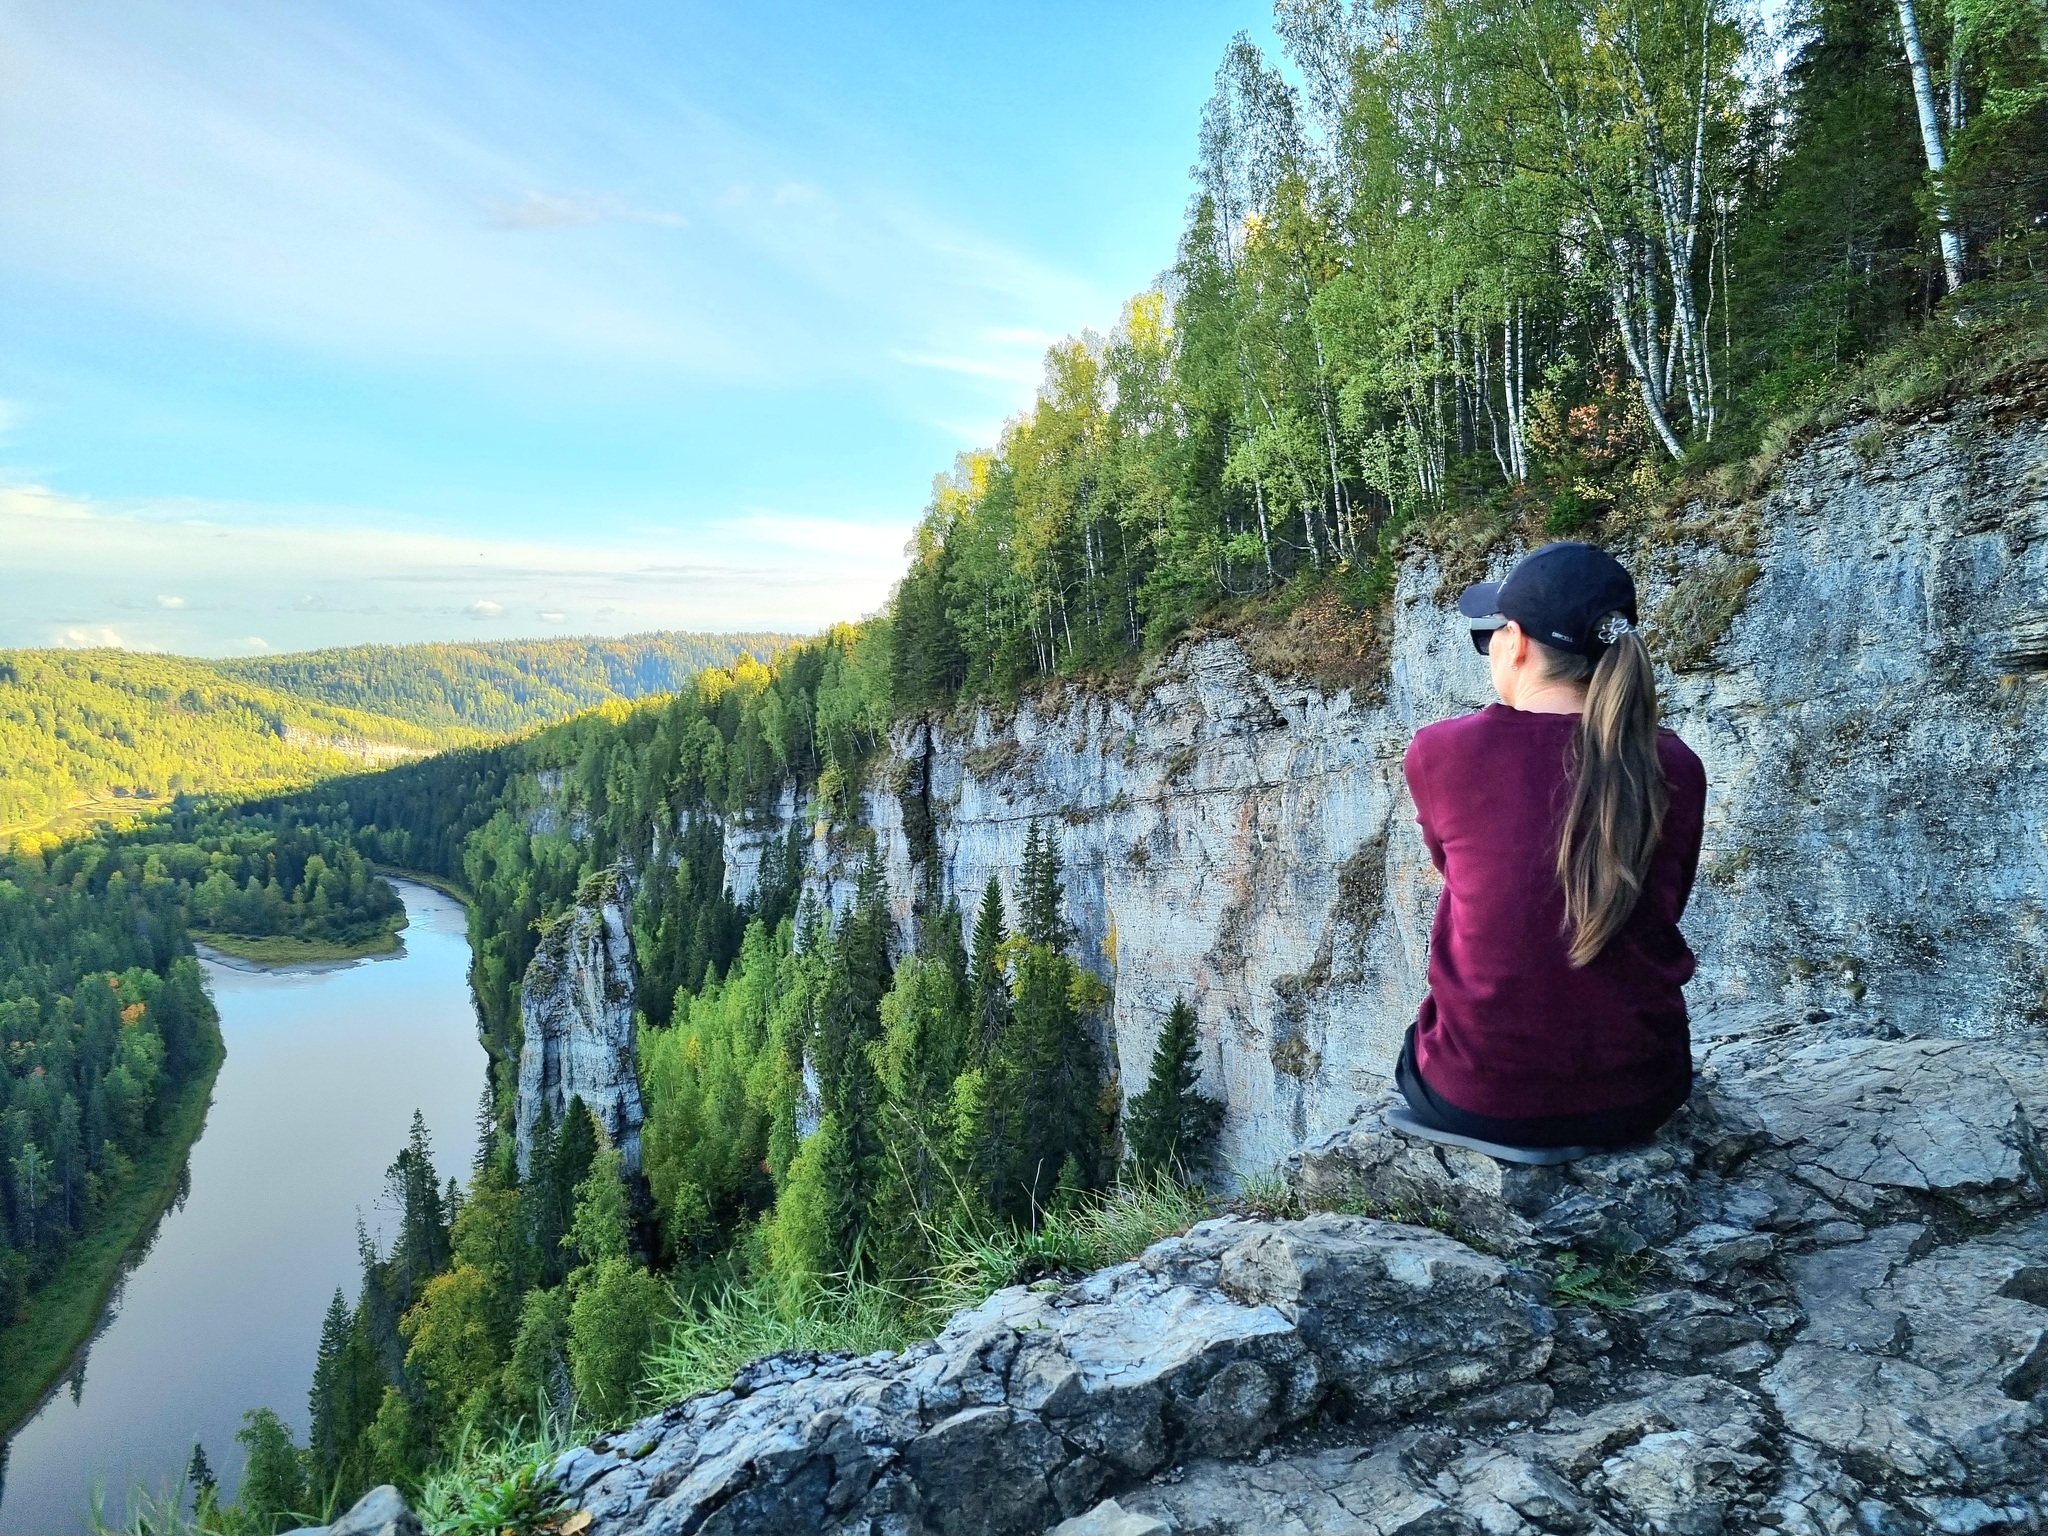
{"left": 514, "top": 872, "right": 645, "bottom": 1176}
{"left": 718, "top": 403, "right": 2048, "bottom": 1176}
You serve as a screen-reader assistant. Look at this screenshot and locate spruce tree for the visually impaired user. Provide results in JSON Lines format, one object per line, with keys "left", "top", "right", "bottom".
{"left": 998, "top": 942, "right": 1104, "bottom": 1221}
{"left": 307, "top": 1288, "right": 352, "bottom": 1490}
{"left": 811, "top": 852, "right": 894, "bottom": 1271}
{"left": 969, "top": 874, "right": 1010, "bottom": 1062}
{"left": 1124, "top": 996, "right": 1226, "bottom": 1180}
{"left": 185, "top": 1441, "right": 217, "bottom": 1503}
{"left": 1018, "top": 821, "right": 1067, "bottom": 947}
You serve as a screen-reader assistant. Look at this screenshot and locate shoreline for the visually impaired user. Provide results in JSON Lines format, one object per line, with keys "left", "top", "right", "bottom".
{"left": 0, "top": 1017, "right": 228, "bottom": 1440}
{"left": 371, "top": 864, "right": 472, "bottom": 907}
{"left": 192, "top": 925, "right": 405, "bottom": 965}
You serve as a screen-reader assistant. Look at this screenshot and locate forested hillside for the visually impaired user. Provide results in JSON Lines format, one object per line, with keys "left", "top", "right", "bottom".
{"left": 70, "top": 0, "right": 2048, "bottom": 1524}
{"left": 216, "top": 632, "right": 795, "bottom": 737}
{"left": 0, "top": 651, "right": 455, "bottom": 839}
{"left": 0, "top": 633, "right": 796, "bottom": 842}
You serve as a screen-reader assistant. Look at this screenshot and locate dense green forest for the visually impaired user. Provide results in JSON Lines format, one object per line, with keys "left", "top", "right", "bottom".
{"left": 0, "top": 651, "right": 452, "bottom": 839}
{"left": 0, "top": 634, "right": 794, "bottom": 842}
{"left": 0, "top": 841, "right": 221, "bottom": 1368}
{"left": 41, "top": 0, "right": 2048, "bottom": 1524}
{"left": 0, "top": 807, "right": 409, "bottom": 1412}
{"left": 216, "top": 633, "right": 795, "bottom": 738}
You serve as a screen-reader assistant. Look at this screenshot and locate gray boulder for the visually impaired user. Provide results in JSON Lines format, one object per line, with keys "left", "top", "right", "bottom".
{"left": 281, "top": 1485, "right": 420, "bottom": 1536}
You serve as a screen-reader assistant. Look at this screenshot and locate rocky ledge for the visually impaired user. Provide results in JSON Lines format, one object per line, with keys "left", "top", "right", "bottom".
{"left": 539, "top": 1014, "right": 2048, "bottom": 1536}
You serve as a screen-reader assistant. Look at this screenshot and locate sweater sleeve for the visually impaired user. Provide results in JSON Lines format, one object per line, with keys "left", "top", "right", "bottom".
{"left": 1662, "top": 737, "right": 1708, "bottom": 920}
{"left": 1404, "top": 731, "right": 1447, "bottom": 873}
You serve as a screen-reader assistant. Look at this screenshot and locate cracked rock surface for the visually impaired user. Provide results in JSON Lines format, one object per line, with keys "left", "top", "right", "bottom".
{"left": 552, "top": 1018, "right": 2048, "bottom": 1535}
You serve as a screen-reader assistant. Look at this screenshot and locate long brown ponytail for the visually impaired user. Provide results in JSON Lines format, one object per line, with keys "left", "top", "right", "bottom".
{"left": 1543, "top": 629, "right": 1668, "bottom": 966}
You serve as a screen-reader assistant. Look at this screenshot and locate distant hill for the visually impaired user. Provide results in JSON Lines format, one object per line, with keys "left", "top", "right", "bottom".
{"left": 215, "top": 632, "right": 796, "bottom": 735}
{"left": 0, "top": 650, "right": 458, "bottom": 838}
{"left": 0, "top": 631, "right": 800, "bottom": 839}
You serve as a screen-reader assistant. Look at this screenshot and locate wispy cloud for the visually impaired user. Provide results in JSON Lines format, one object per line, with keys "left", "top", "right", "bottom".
{"left": 483, "top": 190, "right": 687, "bottom": 231}
{"left": 0, "top": 2, "right": 1109, "bottom": 391}
{"left": 156, "top": 593, "right": 186, "bottom": 608}
{"left": 0, "top": 482, "right": 909, "bottom": 652}
{"left": 891, "top": 351, "right": 1043, "bottom": 384}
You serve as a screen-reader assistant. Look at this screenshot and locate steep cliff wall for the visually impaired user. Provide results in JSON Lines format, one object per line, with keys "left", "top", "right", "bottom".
{"left": 515, "top": 870, "right": 645, "bottom": 1176}
{"left": 718, "top": 400, "right": 2048, "bottom": 1175}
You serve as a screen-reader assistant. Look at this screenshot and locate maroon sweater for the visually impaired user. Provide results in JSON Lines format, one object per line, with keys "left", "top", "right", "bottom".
{"left": 1403, "top": 704, "right": 1707, "bottom": 1119}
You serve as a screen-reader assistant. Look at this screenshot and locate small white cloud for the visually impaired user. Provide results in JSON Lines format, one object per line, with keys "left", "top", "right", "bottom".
{"left": 58, "top": 625, "right": 126, "bottom": 648}
{"left": 891, "top": 350, "right": 1041, "bottom": 384}
{"left": 484, "top": 190, "right": 686, "bottom": 231}
{"left": 539, "top": 610, "right": 567, "bottom": 623}
{"left": 156, "top": 594, "right": 187, "bottom": 608}
{"left": 984, "top": 326, "right": 1061, "bottom": 348}
{"left": 466, "top": 599, "right": 505, "bottom": 617}
{"left": 240, "top": 635, "right": 272, "bottom": 650}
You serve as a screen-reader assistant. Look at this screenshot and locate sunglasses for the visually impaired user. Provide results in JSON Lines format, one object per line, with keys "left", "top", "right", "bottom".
{"left": 1468, "top": 617, "right": 1508, "bottom": 655}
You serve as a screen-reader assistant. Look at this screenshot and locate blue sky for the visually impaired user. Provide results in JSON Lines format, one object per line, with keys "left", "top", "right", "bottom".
{"left": 0, "top": 0, "right": 1274, "bottom": 654}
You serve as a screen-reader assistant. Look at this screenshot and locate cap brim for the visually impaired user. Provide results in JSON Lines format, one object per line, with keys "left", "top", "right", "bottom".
{"left": 1457, "top": 581, "right": 1504, "bottom": 619}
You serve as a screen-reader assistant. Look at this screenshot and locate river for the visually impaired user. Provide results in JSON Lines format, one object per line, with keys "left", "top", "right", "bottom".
{"left": 0, "top": 881, "right": 489, "bottom": 1535}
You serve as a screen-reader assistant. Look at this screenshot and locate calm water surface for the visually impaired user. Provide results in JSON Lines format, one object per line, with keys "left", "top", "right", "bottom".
{"left": 0, "top": 881, "right": 487, "bottom": 1535}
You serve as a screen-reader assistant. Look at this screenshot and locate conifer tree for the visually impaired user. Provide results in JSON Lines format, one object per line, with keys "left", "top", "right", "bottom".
{"left": 386, "top": 1111, "right": 450, "bottom": 1306}
{"left": 185, "top": 1441, "right": 217, "bottom": 1505}
{"left": 307, "top": 1287, "right": 353, "bottom": 1489}
{"left": 1018, "top": 820, "right": 1067, "bottom": 947}
{"left": 1124, "top": 996, "right": 1226, "bottom": 1180}
{"left": 969, "top": 874, "right": 1011, "bottom": 1061}
{"left": 811, "top": 851, "right": 893, "bottom": 1270}
{"left": 997, "top": 941, "right": 1105, "bottom": 1221}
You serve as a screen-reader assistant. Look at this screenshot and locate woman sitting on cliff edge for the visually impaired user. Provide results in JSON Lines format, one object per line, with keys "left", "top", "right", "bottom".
{"left": 1396, "top": 541, "right": 1706, "bottom": 1158}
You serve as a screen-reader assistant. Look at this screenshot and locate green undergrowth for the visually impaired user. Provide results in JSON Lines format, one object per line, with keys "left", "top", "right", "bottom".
{"left": 1549, "top": 1251, "right": 1653, "bottom": 1310}
{"left": 1230, "top": 1166, "right": 1486, "bottom": 1250}
{"left": 646, "top": 1175, "right": 1213, "bottom": 1407}
{"left": 0, "top": 1019, "right": 226, "bottom": 1439}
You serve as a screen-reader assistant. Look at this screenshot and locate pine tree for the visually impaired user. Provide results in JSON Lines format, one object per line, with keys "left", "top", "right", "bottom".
{"left": 185, "top": 1441, "right": 217, "bottom": 1503}
{"left": 385, "top": 1110, "right": 450, "bottom": 1305}
{"left": 307, "top": 1288, "right": 352, "bottom": 1488}
{"left": 809, "top": 852, "right": 894, "bottom": 1271}
{"left": 969, "top": 875, "right": 1010, "bottom": 1062}
{"left": 1124, "top": 996, "right": 1226, "bottom": 1180}
{"left": 997, "top": 942, "right": 1104, "bottom": 1221}
{"left": 1018, "top": 821, "right": 1067, "bottom": 947}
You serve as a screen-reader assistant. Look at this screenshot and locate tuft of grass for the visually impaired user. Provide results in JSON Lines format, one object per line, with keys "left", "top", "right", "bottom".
{"left": 1549, "top": 1250, "right": 1650, "bottom": 1310}
{"left": 922, "top": 1175, "right": 1213, "bottom": 1319}
{"left": 643, "top": 1271, "right": 918, "bottom": 1406}
{"left": 414, "top": 1411, "right": 585, "bottom": 1536}
{"left": 1652, "top": 555, "right": 1762, "bottom": 672}
{"left": 642, "top": 1177, "right": 1211, "bottom": 1407}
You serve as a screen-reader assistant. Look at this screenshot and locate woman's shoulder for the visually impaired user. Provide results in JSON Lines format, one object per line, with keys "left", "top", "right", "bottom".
{"left": 1410, "top": 705, "right": 1507, "bottom": 758}
{"left": 1655, "top": 727, "right": 1707, "bottom": 791}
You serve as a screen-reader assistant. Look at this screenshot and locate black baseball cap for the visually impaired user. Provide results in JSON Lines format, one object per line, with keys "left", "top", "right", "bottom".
{"left": 1458, "top": 542, "right": 1638, "bottom": 657}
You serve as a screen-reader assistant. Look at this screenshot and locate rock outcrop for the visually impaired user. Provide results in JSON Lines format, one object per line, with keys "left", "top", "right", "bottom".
{"left": 710, "top": 398, "right": 2048, "bottom": 1171}
{"left": 515, "top": 870, "right": 644, "bottom": 1175}
{"left": 551, "top": 1009, "right": 2048, "bottom": 1534}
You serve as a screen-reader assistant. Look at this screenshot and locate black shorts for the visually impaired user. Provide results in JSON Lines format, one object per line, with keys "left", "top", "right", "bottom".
{"left": 1394, "top": 1024, "right": 1690, "bottom": 1150}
